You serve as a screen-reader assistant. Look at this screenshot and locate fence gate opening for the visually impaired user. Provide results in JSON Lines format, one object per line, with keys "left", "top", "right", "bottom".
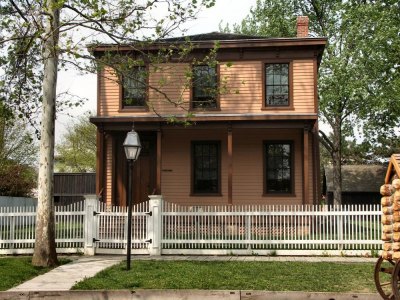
{"left": 87, "top": 197, "right": 151, "bottom": 255}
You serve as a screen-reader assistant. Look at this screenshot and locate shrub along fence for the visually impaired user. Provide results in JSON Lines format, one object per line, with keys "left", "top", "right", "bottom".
{"left": 0, "top": 195, "right": 382, "bottom": 256}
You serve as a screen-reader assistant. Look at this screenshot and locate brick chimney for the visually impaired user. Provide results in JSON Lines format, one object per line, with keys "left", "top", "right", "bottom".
{"left": 297, "top": 16, "right": 309, "bottom": 38}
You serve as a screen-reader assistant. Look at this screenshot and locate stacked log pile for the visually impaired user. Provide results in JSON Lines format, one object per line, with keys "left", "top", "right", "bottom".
{"left": 381, "top": 179, "right": 400, "bottom": 260}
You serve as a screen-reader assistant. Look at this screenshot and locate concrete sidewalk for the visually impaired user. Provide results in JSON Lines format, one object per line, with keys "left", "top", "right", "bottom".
{"left": 8, "top": 256, "right": 124, "bottom": 292}
{"left": 3, "top": 255, "right": 380, "bottom": 299}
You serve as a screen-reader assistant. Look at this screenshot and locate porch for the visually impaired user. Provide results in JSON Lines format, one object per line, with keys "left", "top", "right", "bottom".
{"left": 92, "top": 119, "right": 321, "bottom": 207}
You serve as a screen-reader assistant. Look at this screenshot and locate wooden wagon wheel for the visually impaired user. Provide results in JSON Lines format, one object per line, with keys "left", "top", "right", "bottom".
{"left": 391, "top": 259, "right": 400, "bottom": 299}
{"left": 375, "top": 256, "right": 396, "bottom": 299}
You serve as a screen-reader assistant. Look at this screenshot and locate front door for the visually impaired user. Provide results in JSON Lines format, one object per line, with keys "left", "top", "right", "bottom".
{"left": 115, "top": 132, "right": 157, "bottom": 206}
{"left": 132, "top": 133, "right": 156, "bottom": 204}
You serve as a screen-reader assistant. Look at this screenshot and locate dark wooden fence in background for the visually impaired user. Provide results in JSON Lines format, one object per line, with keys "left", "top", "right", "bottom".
{"left": 54, "top": 173, "right": 96, "bottom": 205}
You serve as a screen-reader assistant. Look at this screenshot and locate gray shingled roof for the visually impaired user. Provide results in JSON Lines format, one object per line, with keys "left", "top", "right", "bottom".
{"left": 160, "top": 31, "right": 266, "bottom": 42}
{"left": 325, "top": 165, "right": 387, "bottom": 193}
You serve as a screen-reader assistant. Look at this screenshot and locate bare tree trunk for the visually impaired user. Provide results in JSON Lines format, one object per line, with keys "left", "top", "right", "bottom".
{"left": 332, "top": 148, "right": 342, "bottom": 205}
{"left": 332, "top": 123, "right": 342, "bottom": 206}
{"left": 32, "top": 0, "right": 60, "bottom": 267}
{"left": 0, "top": 117, "right": 4, "bottom": 160}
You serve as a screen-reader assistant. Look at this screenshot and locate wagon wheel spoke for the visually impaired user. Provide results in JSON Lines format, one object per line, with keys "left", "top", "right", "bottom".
{"left": 375, "top": 256, "right": 396, "bottom": 300}
{"left": 392, "top": 260, "right": 400, "bottom": 300}
{"left": 381, "top": 267, "right": 394, "bottom": 274}
{"left": 381, "top": 281, "right": 393, "bottom": 287}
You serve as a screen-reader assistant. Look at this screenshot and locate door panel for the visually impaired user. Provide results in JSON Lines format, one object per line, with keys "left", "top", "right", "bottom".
{"left": 115, "top": 132, "right": 156, "bottom": 206}
{"left": 133, "top": 135, "right": 156, "bottom": 204}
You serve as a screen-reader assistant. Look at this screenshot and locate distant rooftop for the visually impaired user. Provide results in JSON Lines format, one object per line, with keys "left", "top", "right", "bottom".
{"left": 325, "top": 165, "right": 387, "bottom": 193}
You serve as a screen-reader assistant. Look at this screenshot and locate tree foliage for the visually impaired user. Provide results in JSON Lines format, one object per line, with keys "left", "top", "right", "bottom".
{"left": 0, "top": 101, "right": 37, "bottom": 198}
{"left": 56, "top": 113, "right": 96, "bottom": 173}
{"left": 0, "top": 161, "right": 36, "bottom": 197}
{"left": 224, "top": 0, "right": 297, "bottom": 38}
{"left": 0, "top": 115, "right": 37, "bottom": 197}
{"left": 1, "top": 0, "right": 216, "bottom": 267}
{"left": 225, "top": 0, "right": 400, "bottom": 204}
{"left": 1, "top": 0, "right": 216, "bottom": 130}
{"left": 0, "top": 118, "right": 37, "bottom": 166}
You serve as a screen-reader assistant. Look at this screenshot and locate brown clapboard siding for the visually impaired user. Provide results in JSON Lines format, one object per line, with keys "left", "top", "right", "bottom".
{"left": 147, "top": 63, "right": 190, "bottom": 114}
{"left": 98, "top": 60, "right": 316, "bottom": 117}
{"left": 292, "top": 60, "right": 314, "bottom": 113}
{"left": 99, "top": 66, "right": 119, "bottom": 117}
{"left": 155, "top": 128, "right": 309, "bottom": 206}
{"left": 232, "top": 129, "right": 303, "bottom": 205}
{"left": 160, "top": 129, "right": 228, "bottom": 205}
{"left": 101, "top": 126, "right": 315, "bottom": 206}
{"left": 219, "top": 61, "right": 262, "bottom": 113}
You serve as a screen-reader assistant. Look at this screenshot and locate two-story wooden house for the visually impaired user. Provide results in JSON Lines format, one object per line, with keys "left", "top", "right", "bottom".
{"left": 90, "top": 17, "right": 326, "bottom": 207}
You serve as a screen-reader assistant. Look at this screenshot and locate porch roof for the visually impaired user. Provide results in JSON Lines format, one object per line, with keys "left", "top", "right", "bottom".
{"left": 90, "top": 113, "right": 318, "bottom": 125}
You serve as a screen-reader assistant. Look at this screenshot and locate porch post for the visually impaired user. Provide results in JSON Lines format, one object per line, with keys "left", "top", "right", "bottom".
{"left": 148, "top": 195, "right": 163, "bottom": 256}
{"left": 96, "top": 126, "right": 104, "bottom": 199}
{"left": 84, "top": 194, "right": 99, "bottom": 256}
{"left": 156, "top": 128, "right": 162, "bottom": 194}
{"left": 313, "top": 122, "right": 321, "bottom": 205}
{"left": 228, "top": 125, "right": 233, "bottom": 204}
{"left": 303, "top": 126, "right": 310, "bottom": 205}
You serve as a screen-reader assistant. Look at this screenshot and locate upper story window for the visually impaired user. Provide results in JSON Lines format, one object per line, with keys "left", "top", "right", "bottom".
{"left": 192, "top": 65, "right": 218, "bottom": 109}
{"left": 192, "top": 141, "right": 221, "bottom": 195}
{"left": 265, "top": 63, "right": 290, "bottom": 107}
{"left": 264, "top": 141, "right": 293, "bottom": 194}
{"left": 121, "top": 66, "right": 147, "bottom": 108}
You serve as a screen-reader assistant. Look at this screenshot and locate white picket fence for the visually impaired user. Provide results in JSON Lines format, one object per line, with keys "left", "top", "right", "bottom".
{"left": 0, "top": 201, "right": 85, "bottom": 254}
{"left": 161, "top": 202, "right": 382, "bottom": 256}
{"left": 0, "top": 195, "right": 382, "bottom": 256}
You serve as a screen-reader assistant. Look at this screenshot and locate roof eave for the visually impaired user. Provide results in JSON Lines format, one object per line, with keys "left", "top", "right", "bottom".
{"left": 89, "top": 37, "right": 327, "bottom": 54}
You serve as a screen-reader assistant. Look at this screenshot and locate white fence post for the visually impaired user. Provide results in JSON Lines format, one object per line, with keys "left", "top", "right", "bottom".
{"left": 338, "top": 206, "right": 344, "bottom": 251}
{"left": 84, "top": 195, "right": 99, "bottom": 256}
{"left": 10, "top": 214, "right": 15, "bottom": 250}
{"left": 246, "top": 215, "right": 251, "bottom": 251}
{"left": 148, "top": 195, "right": 163, "bottom": 256}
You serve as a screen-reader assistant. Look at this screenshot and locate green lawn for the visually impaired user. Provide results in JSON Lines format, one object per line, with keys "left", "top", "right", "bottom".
{"left": 0, "top": 257, "right": 70, "bottom": 291}
{"left": 72, "top": 260, "right": 376, "bottom": 293}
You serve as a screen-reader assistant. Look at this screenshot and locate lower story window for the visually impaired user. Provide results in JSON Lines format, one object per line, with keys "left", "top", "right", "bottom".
{"left": 192, "top": 141, "right": 220, "bottom": 194}
{"left": 265, "top": 141, "right": 293, "bottom": 194}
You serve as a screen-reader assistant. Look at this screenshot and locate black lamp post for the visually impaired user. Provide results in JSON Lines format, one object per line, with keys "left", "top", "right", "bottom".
{"left": 123, "top": 123, "right": 141, "bottom": 270}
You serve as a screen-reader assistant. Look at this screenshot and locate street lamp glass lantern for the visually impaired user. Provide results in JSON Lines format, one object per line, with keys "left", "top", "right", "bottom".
{"left": 123, "top": 129, "right": 142, "bottom": 161}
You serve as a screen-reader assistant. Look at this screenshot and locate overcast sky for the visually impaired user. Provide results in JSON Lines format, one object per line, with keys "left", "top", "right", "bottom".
{"left": 55, "top": 0, "right": 258, "bottom": 140}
